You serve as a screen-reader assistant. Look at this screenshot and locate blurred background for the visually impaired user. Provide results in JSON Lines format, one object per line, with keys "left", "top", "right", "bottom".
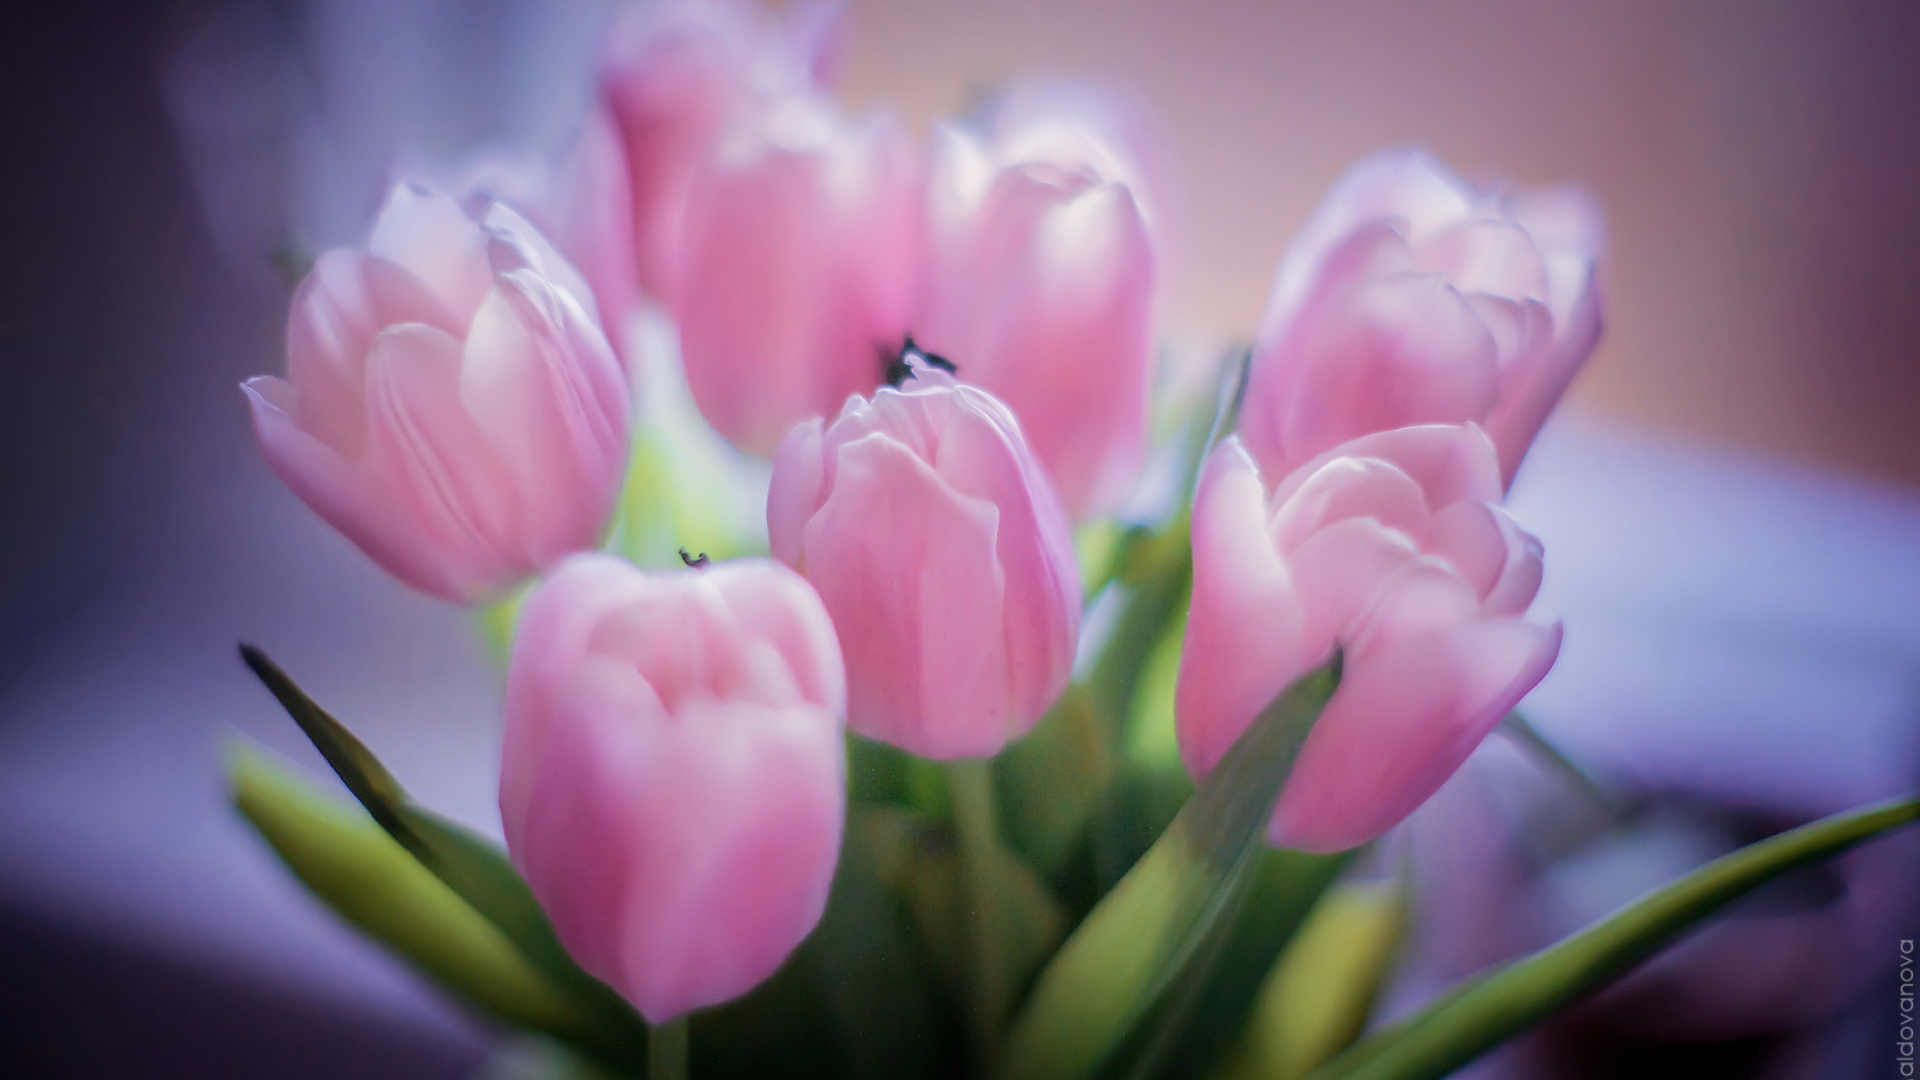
{"left": 2, "top": 0, "right": 1918, "bottom": 1077}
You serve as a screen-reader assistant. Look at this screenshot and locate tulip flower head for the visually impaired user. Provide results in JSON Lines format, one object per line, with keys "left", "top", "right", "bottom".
{"left": 1176, "top": 426, "right": 1562, "bottom": 853}
{"left": 243, "top": 182, "right": 631, "bottom": 603}
{"left": 601, "top": 0, "right": 843, "bottom": 310}
{"left": 768, "top": 358, "right": 1080, "bottom": 759}
{"left": 917, "top": 95, "right": 1156, "bottom": 519}
{"left": 499, "top": 553, "right": 847, "bottom": 1023}
{"left": 677, "top": 95, "right": 923, "bottom": 456}
{"left": 1241, "top": 149, "right": 1605, "bottom": 487}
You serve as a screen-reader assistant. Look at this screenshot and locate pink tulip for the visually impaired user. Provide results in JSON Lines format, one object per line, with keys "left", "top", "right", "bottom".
{"left": 243, "top": 182, "right": 631, "bottom": 603}
{"left": 677, "top": 95, "right": 923, "bottom": 456}
{"left": 1176, "top": 427, "right": 1562, "bottom": 853}
{"left": 917, "top": 102, "right": 1156, "bottom": 519}
{"left": 600, "top": 0, "right": 841, "bottom": 311}
{"left": 499, "top": 553, "right": 846, "bottom": 1023}
{"left": 1240, "top": 149, "right": 1605, "bottom": 488}
{"left": 768, "top": 362, "right": 1079, "bottom": 759}
{"left": 433, "top": 108, "right": 639, "bottom": 368}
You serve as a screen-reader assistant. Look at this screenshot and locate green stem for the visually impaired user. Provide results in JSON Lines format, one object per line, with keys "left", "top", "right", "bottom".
{"left": 947, "top": 757, "right": 1009, "bottom": 1073}
{"left": 1497, "top": 711, "right": 1616, "bottom": 817}
{"left": 648, "top": 1015, "right": 688, "bottom": 1080}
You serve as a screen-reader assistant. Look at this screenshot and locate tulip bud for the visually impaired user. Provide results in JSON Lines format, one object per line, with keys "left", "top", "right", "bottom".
{"left": 1241, "top": 149, "right": 1605, "bottom": 488}
{"left": 918, "top": 101, "right": 1155, "bottom": 519}
{"left": 243, "top": 182, "right": 631, "bottom": 603}
{"left": 1176, "top": 427, "right": 1562, "bottom": 853}
{"left": 499, "top": 553, "right": 847, "bottom": 1023}
{"left": 677, "top": 96, "right": 922, "bottom": 455}
{"left": 601, "top": 0, "right": 841, "bottom": 311}
{"left": 768, "top": 361, "right": 1079, "bottom": 759}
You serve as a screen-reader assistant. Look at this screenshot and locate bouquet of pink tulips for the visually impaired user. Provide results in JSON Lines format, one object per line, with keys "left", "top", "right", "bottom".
{"left": 228, "top": 3, "right": 1920, "bottom": 1078}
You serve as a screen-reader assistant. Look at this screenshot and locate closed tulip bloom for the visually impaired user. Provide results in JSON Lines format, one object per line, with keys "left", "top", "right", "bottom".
{"left": 678, "top": 96, "right": 922, "bottom": 455}
{"left": 601, "top": 0, "right": 839, "bottom": 310}
{"left": 917, "top": 109, "right": 1155, "bottom": 519}
{"left": 243, "top": 182, "right": 630, "bottom": 603}
{"left": 768, "top": 363, "right": 1079, "bottom": 759}
{"left": 1176, "top": 427, "right": 1562, "bottom": 853}
{"left": 1240, "top": 149, "right": 1604, "bottom": 487}
{"left": 500, "top": 553, "right": 847, "bottom": 1023}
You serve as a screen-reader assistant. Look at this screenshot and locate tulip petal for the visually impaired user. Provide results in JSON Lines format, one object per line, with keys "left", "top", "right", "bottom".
{"left": 711, "top": 560, "right": 848, "bottom": 716}
{"left": 1482, "top": 274, "right": 1602, "bottom": 487}
{"left": 768, "top": 417, "right": 828, "bottom": 568}
{"left": 802, "top": 431, "right": 1011, "bottom": 758}
{"left": 601, "top": 0, "right": 760, "bottom": 308}
{"left": 501, "top": 554, "right": 653, "bottom": 841}
{"left": 1268, "top": 456, "right": 1432, "bottom": 555}
{"left": 362, "top": 323, "right": 523, "bottom": 600}
{"left": 678, "top": 147, "right": 829, "bottom": 453}
{"left": 1503, "top": 183, "right": 1606, "bottom": 332}
{"left": 285, "top": 250, "right": 464, "bottom": 453}
{"left": 512, "top": 655, "right": 666, "bottom": 994}
{"left": 677, "top": 103, "right": 919, "bottom": 455}
{"left": 1176, "top": 440, "right": 1308, "bottom": 779}
{"left": 960, "top": 176, "right": 1154, "bottom": 518}
{"left": 462, "top": 271, "right": 630, "bottom": 568}
{"left": 1264, "top": 149, "right": 1475, "bottom": 320}
{"left": 482, "top": 202, "right": 601, "bottom": 329}
{"left": 1272, "top": 423, "right": 1504, "bottom": 512}
{"left": 1273, "top": 618, "right": 1563, "bottom": 852}
{"left": 1347, "top": 555, "right": 1485, "bottom": 659}
{"left": 1425, "top": 501, "right": 1544, "bottom": 615}
{"left": 1413, "top": 219, "right": 1549, "bottom": 306}
{"left": 367, "top": 182, "right": 493, "bottom": 326}
{"left": 244, "top": 376, "right": 469, "bottom": 601}
{"left": 932, "top": 386, "right": 1081, "bottom": 733}
{"left": 587, "top": 576, "right": 751, "bottom": 717}
{"left": 614, "top": 692, "right": 843, "bottom": 1022}
{"left": 1283, "top": 516, "right": 1422, "bottom": 651}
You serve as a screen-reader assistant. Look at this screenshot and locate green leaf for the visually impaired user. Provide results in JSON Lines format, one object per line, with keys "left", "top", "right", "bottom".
{"left": 238, "top": 646, "right": 648, "bottom": 1070}
{"left": 1218, "top": 876, "right": 1408, "bottom": 1080}
{"left": 997, "top": 685, "right": 1116, "bottom": 877}
{"left": 798, "top": 815, "right": 962, "bottom": 1080}
{"left": 1117, "top": 848, "right": 1354, "bottom": 1080}
{"left": 1062, "top": 762, "right": 1191, "bottom": 919}
{"left": 859, "top": 793, "right": 1066, "bottom": 1076}
{"left": 696, "top": 806, "right": 962, "bottom": 1080}
{"left": 1309, "top": 794, "right": 1920, "bottom": 1080}
{"left": 856, "top": 804, "right": 971, "bottom": 1012}
{"left": 230, "top": 747, "right": 578, "bottom": 1037}
{"left": 999, "top": 657, "right": 1343, "bottom": 1080}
